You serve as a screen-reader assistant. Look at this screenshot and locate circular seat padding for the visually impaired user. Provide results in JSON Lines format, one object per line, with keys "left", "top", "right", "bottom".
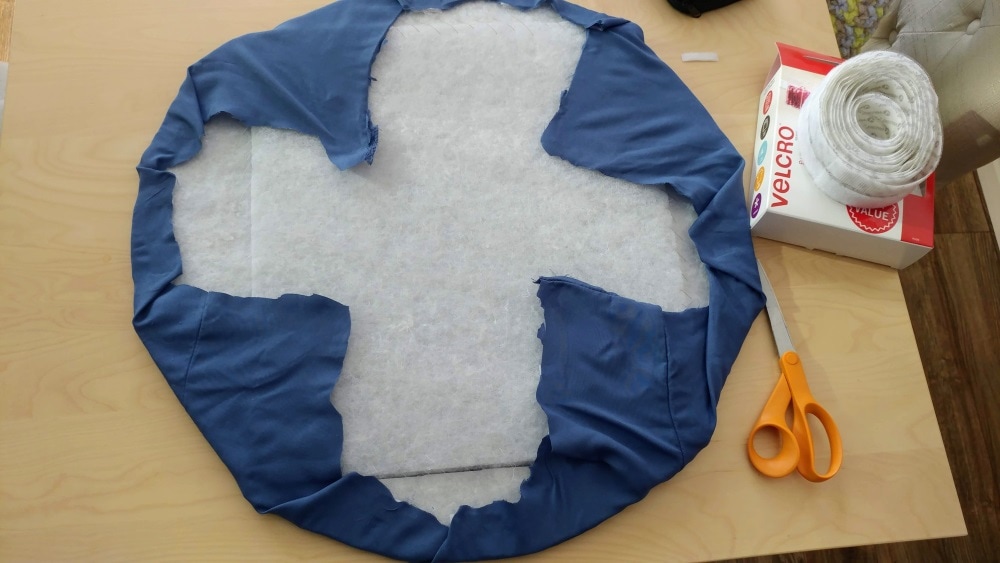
{"left": 130, "top": 0, "right": 765, "bottom": 560}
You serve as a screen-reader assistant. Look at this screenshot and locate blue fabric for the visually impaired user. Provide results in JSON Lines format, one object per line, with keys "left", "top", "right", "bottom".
{"left": 131, "top": 0, "right": 764, "bottom": 560}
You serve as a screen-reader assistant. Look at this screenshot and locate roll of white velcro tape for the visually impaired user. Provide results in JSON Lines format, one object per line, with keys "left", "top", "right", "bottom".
{"left": 798, "top": 51, "right": 942, "bottom": 209}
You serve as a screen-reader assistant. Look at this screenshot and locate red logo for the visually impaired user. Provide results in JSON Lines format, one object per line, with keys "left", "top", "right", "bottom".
{"left": 763, "top": 90, "right": 773, "bottom": 114}
{"left": 847, "top": 204, "right": 899, "bottom": 234}
{"left": 786, "top": 85, "right": 810, "bottom": 109}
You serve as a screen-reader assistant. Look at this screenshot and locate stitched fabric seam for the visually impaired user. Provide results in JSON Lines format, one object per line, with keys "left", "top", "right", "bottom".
{"left": 661, "top": 320, "right": 687, "bottom": 465}
{"left": 182, "top": 292, "right": 210, "bottom": 403}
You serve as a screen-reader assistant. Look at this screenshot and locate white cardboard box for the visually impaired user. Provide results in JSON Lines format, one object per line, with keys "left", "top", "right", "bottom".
{"left": 748, "top": 43, "right": 934, "bottom": 269}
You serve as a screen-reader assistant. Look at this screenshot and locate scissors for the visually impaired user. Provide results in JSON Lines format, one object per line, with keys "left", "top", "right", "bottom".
{"left": 747, "top": 260, "right": 843, "bottom": 482}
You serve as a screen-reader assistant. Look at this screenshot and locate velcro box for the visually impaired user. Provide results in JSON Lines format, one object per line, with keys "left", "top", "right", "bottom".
{"left": 748, "top": 43, "right": 934, "bottom": 269}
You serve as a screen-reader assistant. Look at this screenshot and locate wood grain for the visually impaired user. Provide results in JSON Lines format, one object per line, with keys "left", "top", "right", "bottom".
{"left": 0, "top": 1, "right": 965, "bottom": 561}
{"left": 899, "top": 232, "right": 1000, "bottom": 558}
{"left": 933, "top": 173, "right": 992, "bottom": 234}
{"left": 0, "top": 0, "right": 11, "bottom": 62}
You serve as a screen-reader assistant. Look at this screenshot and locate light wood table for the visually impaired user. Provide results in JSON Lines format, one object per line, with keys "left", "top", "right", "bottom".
{"left": 0, "top": 0, "right": 966, "bottom": 560}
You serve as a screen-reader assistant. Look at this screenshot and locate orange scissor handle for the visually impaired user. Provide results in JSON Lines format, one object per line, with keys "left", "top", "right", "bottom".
{"left": 747, "top": 373, "right": 800, "bottom": 478}
{"left": 782, "top": 351, "right": 843, "bottom": 482}
{"left": 748, "top": 351, "right": 843, "bottom": 482}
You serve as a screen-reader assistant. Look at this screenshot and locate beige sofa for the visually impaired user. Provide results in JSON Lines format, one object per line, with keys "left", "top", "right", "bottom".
{"left": 863, "top": 0, "right": 999, "bottom": 186}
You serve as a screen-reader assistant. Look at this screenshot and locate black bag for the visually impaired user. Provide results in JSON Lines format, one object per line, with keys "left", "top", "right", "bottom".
{"left": 667, "top": 0, "right": 745, "bottom": 17}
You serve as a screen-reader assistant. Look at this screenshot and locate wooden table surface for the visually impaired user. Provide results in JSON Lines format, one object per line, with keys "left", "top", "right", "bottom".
{"left": 0, "top": 0, "right": 966, "bottom": 561}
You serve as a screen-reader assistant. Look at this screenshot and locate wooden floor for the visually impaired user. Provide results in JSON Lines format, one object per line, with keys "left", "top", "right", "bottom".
{"left": 1, "top": 2, "right": 997, "bottom": 561}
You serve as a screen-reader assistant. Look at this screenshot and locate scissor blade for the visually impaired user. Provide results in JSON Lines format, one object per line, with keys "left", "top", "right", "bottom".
{"left": 756, "top": 260, "right": 796, "bottom": 357}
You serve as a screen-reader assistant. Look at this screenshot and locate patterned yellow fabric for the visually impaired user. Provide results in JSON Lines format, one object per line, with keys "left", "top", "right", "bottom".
{"left": 827, "top": 0, "right": 890, "bottom": 57}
